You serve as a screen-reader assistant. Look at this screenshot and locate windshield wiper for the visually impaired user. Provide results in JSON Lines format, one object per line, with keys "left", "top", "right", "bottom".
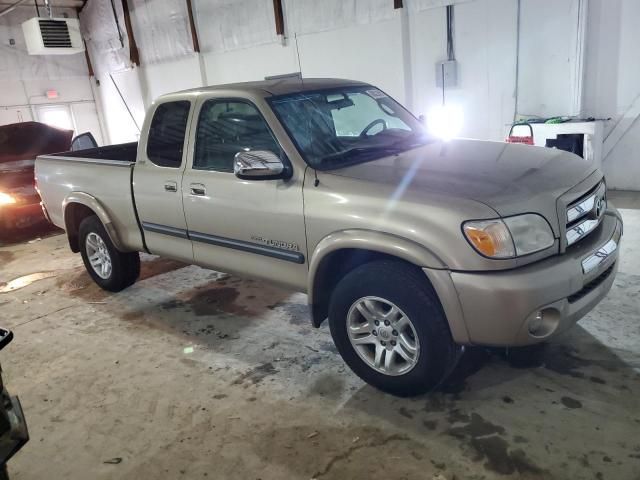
{"left": 320, "top": 145, "right": 405, "bottom": 164}
{"left": 388, "top": 132, "right": 432, "bottom": 150}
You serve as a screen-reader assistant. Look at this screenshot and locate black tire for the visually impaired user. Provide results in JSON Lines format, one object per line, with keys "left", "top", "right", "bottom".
{"left": 328, "top": 260, "right": 457, "bottom": 397}
{"left": 78, "top": 215, "right": 140, "bottom": 292}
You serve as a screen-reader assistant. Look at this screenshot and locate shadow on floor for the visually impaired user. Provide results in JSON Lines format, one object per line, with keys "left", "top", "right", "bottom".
{"left": 0, "top": 220, "right": 62, "bottom": 247}
{"left": 339, "top": 325, "right": 640, "bottom": 478}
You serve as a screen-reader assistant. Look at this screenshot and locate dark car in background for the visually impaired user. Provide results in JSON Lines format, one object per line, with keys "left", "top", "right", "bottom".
{"left": 0, "top": 122, "right": 73, "bottom": 235}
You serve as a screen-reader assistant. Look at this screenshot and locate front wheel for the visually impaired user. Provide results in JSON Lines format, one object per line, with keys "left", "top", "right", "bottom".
{"left": 79, "top": 215, "right": 140, "bottom": 292}
{"left": 328, "top": 260, "right": 457, "bottom": 396}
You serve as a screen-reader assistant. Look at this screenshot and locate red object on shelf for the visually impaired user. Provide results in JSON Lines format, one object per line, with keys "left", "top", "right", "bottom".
{"left": 506, "top": 123, "right": 534, "bottom": 145}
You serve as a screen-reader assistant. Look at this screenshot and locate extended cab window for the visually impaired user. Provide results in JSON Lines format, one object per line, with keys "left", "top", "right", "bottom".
{"left": 147, "top": 101, "right": 190, "bottom": 168}
{"left": 194, "top": 100, "right": 280, "bottom": 172}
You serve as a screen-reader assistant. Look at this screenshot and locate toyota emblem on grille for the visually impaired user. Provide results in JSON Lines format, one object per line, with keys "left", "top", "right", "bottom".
{"left": 595, "top": 196, "right": 605, "bottom": 218}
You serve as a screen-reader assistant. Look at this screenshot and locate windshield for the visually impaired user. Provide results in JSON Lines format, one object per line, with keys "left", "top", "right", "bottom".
{"left": 268, "top": 86, "right": 431, "bottom": 170}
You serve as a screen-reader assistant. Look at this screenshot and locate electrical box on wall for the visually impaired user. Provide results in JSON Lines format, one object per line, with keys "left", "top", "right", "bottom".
{"left": 435, "top": 60, "right": 457, "bottom": 88}
{"left": 21, "top": 18, "right": 84, "bottom": 55}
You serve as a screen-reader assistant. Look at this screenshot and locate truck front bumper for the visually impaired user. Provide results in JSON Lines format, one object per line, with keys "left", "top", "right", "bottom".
{"left": 425, "top": 209, "right": 623, "bottom": 347}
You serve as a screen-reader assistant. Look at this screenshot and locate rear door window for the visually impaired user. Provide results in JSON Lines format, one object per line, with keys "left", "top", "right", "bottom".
{"left": 147, "top": 101, "right": 190, "bottom": 168}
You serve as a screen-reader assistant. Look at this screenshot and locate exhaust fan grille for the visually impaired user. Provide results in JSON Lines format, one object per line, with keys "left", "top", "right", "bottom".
{"left": 39, "top": 19, "right": 72, "bottom": 48}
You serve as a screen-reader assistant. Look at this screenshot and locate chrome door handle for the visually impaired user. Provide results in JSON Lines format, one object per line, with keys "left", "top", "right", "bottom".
{"left": 190, "top": 183, "right": 206, "bottom": 196}
{"left": 164, "top": 181, "right": 178, "bottom": 193}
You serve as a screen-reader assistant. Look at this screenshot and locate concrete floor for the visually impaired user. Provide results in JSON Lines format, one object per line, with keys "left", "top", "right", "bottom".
{"left": 0, "top": 202, "right": 639, "bottom": 480}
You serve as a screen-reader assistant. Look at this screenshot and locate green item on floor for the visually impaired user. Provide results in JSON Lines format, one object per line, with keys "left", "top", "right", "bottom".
{"left": 545, "top": 116, "right": 570, "bottom": 124}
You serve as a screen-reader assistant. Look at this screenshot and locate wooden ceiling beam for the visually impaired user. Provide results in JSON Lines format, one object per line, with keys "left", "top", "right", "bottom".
{"left": 120, "top": 0, "right": 139, "bottom": 66}
{"left": 273, "top": 0, "right": 284, "bottom": 36}
{"left": 185, "top": 0, "right": 200, "bottom": 53}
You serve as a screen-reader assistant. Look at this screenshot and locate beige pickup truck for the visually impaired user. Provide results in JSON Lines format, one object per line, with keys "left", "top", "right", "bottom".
{"left": 36, "top": 78, "right": 622, "bottom": 396}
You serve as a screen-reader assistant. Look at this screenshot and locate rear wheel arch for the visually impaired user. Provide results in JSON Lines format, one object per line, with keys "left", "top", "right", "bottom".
{"left": 64, "top": 202, "right": 97, "bottom": 252}
{"left": 78, "top": 215, "right": 140, "bottom": 291}
{"left": 308, "top": 231, "right": 446, "bottom": 327}
{"left": 63, "top": 194, "right": 124, "bottom": 252}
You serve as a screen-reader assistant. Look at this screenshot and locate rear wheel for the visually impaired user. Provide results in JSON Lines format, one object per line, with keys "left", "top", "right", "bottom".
{"left": 329, "top": 260, "right": 457, "bottom": 396}
{"left": 79, "top": 215, "right": 140, "bottom": 292}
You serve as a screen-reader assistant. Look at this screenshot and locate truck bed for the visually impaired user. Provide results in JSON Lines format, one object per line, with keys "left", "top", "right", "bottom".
{"left": 35, "top": 144, "right": 145, "bottom": 252}
{"left": 50, "top": 142, "right": 138, "bottom": 163}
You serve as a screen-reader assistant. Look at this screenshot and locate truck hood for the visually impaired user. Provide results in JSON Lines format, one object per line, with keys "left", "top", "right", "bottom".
{"left": 325, "top": 139, "right": 598, "bottom": 234}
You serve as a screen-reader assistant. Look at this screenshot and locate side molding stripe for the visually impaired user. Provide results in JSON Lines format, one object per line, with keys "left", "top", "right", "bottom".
{"left": 189, "top": 231, "right": 305, "bottom": 264}
{"left": 141, "top": 222, "right": 189, "bottom": 239}
{"left": 141, "top": 222, "right": 305, "bottom": 264}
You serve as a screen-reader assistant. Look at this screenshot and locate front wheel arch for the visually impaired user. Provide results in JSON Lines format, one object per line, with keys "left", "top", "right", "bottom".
{"left": 310, "top": 247, "right": 443, "bottom": 329}
{"left": 328, "top": 259, "right": 458, "bottom": 396}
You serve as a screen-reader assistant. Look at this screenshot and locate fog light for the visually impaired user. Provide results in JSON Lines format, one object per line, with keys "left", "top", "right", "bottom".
{"left": 526, "top": 308, "right": 560, "bottom": 339}
{"left": 528, "top": 311, "right": 544, "bottom": 335}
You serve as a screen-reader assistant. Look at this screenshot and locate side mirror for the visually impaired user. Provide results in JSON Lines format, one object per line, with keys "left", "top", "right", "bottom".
{"left": 234, "top": 151, "right": 290, "bottom": 180}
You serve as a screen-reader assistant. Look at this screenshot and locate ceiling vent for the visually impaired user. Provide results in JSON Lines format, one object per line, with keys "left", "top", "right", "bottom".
{"left": 21, "top": 17, "right": 84, "bottom": 55}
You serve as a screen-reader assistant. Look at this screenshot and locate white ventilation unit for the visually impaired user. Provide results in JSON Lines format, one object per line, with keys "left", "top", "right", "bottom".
{"left": 21, "top": 17, "right": 84, "bottom": 55}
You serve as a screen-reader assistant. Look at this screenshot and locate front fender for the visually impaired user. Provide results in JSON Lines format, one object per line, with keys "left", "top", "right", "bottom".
{"left": 307, "top": 229, "right": 446, "bottom": 306}
{"left": 63, "top": 192, "right": 126, "bottom": 251}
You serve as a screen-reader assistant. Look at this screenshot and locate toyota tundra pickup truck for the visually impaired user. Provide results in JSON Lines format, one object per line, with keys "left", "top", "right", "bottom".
{"left": 35, "top": 78, "right": 622, "bottom": 396}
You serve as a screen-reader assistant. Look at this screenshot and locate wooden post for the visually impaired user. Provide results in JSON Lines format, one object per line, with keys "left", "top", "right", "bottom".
{"left": 185, "top": 0, "right": 200, "bottom": 52}
{"left": 83, "top": 42, "right": 94, "bottom": 77}
{"left": 120, "top": 0, "right": 140, "bottom": 66}
{"left": 75, "top": 6, "right": 94, "bottom": 77}
{"left": 273, "top": 0, "right": 284, "bottom": 35}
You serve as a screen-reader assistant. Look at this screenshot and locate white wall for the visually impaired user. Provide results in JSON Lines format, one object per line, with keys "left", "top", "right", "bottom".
{"left": 202, "top": 42, "right": 297, "bottom": 86}
{"left": 583, "top": 0, "right": 640, "bottom": 190}
{"left": 410, "top": 0, "right": 517, "bottom": 140}
{"left": 77, "top": 0, "right": 640, "bottom": 190}
{"left": 0, "top": 6, "right": 104, "bottom": 144}
{"left": 517, "top": 0, "right": 584, "bottom": 118}
{"left": 92, "top": 68, "right": 146, "bottom": 144}
{"left": 139, "top": 55, "right": 203, "bottom": 106}
{"left": 86, "top": 0, "right": 522, "bottom": 145}
{"left": 297, "top": 16, "right": 406, "bottom": 104}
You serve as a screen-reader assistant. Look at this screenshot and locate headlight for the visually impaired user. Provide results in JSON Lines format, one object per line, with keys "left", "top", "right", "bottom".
{"left": 0, "top": 192, "right": 16, "bottom": 206}
{"left": 463, "top": 214, "right": 555, "bottom": 258}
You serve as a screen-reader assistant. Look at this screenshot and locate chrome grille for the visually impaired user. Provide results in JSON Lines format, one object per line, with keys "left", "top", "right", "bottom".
{"left": 565, "top": 181, "right": 606, "bottom": 247}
